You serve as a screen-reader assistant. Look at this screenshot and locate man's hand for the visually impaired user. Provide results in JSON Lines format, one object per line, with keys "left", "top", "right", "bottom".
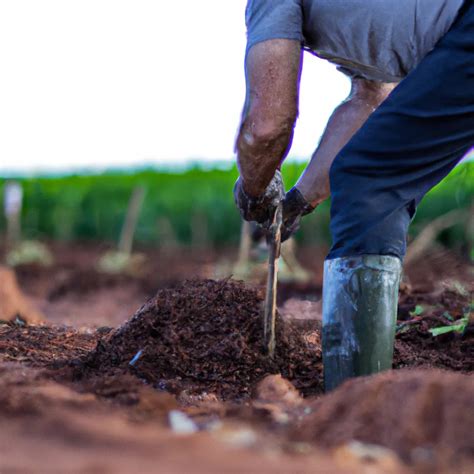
{"left": 281, "top": 187, "right": 315, "bottom": 241}
{"left": 234, "top": 170, "right": 285, "bottom": 226}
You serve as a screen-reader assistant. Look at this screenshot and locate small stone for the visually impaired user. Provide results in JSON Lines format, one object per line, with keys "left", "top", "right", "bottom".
{"left": 253, "top": 374, "right": 302, "bottom": 406}
{"left": 168, "top": 410, "right": 198, "bottom": 435}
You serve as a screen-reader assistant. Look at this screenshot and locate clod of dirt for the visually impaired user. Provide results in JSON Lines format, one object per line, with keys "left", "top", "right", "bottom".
{"left": 250, "top": 375, "right": 305, "bottom": 425}
{"left": 83, "top": 279, "right": 322, "bottom": 400}
{"left": 252, "top": 374, "right": 303, "bottom": 407}
{"left": 293, "top": 369, "right": 474, "bottom": 467}
{"left": 0, "top": 363, "right": 97, "bottom": 417}
{"left": 0, "top": 265, "right": 44, "bottom": 324}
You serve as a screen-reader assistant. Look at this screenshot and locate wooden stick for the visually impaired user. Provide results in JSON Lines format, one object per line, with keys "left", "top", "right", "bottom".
{"left": 263, "top": 204, "right": 282, "bottom": 358}
{"left": 118, "top": 186, "right": 145, "bottom": 255}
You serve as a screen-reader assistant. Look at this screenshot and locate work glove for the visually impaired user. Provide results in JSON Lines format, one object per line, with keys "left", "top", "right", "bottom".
{"left": 234, "top": 170, "right": 285, "bottom": 226}
{"left": 281, "top": 187, "right": 316, "bottom": 242}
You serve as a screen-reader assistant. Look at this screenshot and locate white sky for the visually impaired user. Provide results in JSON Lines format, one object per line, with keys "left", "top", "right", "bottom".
{"left": 0, "top": 0, "right": 349, "bottom": 175}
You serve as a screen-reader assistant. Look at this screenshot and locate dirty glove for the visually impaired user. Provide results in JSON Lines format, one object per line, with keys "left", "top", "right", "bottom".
{"left": 281, "top": 187, "right": 316, "bottom": 242}
{"left": 234, "top": 170, "right": 285, "bottom": 226}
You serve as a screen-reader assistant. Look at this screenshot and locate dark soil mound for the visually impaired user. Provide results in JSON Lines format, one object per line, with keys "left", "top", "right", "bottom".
{"left": 294, "top": 369, "right": 474, "bottom": 467}
{"left": 83, "top": 279, "right": 322, "bottom": 400}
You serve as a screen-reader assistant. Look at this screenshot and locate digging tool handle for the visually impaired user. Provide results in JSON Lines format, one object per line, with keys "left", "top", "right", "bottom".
{"left": 263, "top": 203, "right": 283, "bottom": 358}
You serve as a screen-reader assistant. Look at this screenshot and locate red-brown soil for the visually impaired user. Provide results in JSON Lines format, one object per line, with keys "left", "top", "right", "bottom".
{"left": 0, "top": 243, "right": 472, "bottom": 472}
{"left": 0, "top": 363, "right": 354, "bottom": 474}
{"left": 11, "top": 242, "right": 221, "bottom": 328}
{"left": 0, "top": 265, "right": 44, "bottom": 324}
{"left": 294, "top": 370, "right": 474, "bottom": 469}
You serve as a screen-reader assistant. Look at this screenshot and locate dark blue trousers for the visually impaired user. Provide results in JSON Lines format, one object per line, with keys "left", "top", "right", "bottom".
{"left": 328, "top": 2, "right": 474, "bottom": 260}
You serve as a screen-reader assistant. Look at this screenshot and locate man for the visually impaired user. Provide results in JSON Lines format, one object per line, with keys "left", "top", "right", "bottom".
{"left": 234, "top": 0, "right": 473, "bottom": 391}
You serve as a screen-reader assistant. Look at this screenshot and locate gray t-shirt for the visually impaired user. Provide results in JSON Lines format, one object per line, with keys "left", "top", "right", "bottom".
{"left": 246, "top": 0, "right": 465, "bottom": 82}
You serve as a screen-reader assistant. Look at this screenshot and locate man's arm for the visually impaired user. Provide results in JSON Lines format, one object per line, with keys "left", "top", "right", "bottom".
{"left": 295, "top": 79, "right": 398, "bottom": 206}
{"left": 236, "top": 39, "right": 303, "bottom": 198}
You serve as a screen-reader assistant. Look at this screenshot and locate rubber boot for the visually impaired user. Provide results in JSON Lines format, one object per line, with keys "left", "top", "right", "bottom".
{"left": 322, "top": 255, "right": 402, "bottom": 392}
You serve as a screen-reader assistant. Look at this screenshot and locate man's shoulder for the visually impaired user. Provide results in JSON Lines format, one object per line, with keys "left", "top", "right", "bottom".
{"left": 246, "top": 0, "right": 304, "bottom": 53}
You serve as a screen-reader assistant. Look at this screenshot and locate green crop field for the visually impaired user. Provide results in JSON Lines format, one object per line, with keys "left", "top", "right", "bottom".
{"left": 0, "top": 161, "right": 472, "bottom": 251}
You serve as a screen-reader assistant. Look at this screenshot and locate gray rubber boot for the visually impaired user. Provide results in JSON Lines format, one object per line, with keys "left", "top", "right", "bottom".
{"left": 322, "top": 255, "right": 402, "bottom": 392}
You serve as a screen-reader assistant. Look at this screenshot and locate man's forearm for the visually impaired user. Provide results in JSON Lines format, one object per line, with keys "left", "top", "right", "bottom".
{"left": 236, "top": 39, "right": 302, "bottom": 198}
{"left": 296, "top": 80, "right": 397, "bottom": 206}
{"left": 236, "top": 118, "right": 295, "bottom": 197}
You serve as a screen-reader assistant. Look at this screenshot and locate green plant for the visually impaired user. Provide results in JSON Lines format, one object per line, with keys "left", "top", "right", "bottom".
{"left": 0, "top": 161, "right": 472, "bottom": 248}
{"left": 5, "top": 240, "right": 53, "bottom": 267}
{"left": 409, "top": 305, "right": 424, "bottom": 317}
{"left": 429, "top": 316, "right": 469, "bottom": 337}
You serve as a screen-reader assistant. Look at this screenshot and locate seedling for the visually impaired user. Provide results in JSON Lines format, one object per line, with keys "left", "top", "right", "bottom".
{"left": 429, "top": 316, "right": 469, "bottom": 337}
{"left": 409, "top": 305, "right": 424, "bottom": 317}
{"left": 97, "top": 251, "right": 146, "bottom": 276}
{"left": 6, "top": 240, "right": 53, "bottom": 267}
{"left": 396, "top": 305, "right": 425, "bottom": 333}
{"left": 97, "top": 186, "right": 146, "bottom": 276}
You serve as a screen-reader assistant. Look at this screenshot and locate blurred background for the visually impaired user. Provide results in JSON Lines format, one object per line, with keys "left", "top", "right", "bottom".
{"left": 1, "top": 163, "right": 472, "bottom": 252}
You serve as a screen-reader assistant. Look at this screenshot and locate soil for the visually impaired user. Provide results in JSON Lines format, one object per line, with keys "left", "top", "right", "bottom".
{"left": 0, "top": 265, "right": 44, "bottom": 324}
{"left": 0, "top": 242, "right": 472, "bottom": 472}
{"left": 82, "top": 279, "right": 323, "bottom": 400}
{"left": 0, "top": 363, "right": 351, "bottom": 474}
{"left": 395, "top": 284, "right": 473, "bottom": 372}
{"left": 0, "top": 323, "right": 101, "bottom": 368}
{"left": 294, "top": 369, "right": 474, "bottom": 468}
